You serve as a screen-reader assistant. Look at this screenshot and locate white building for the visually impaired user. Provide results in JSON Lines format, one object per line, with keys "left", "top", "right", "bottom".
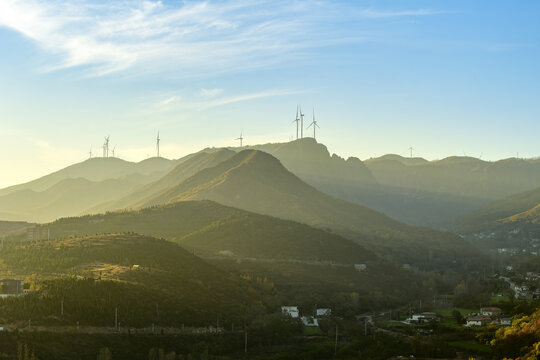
{"left": 281, "top": 306, "right": 299, "bottom": 318}
{"left": 354, "top": 264, "right": 367, "bottom": 271}
{"left": 301, "top": 316, "right": 318, "bottom": 327}
{"left": 499, "top": 316, "right": 512, "bottom": 326}
{"left": 466, "top": 315, "right": 490, "bottom": 327}
{"left": 480, "top": 307, "right": 502, "bottom": 317}
{"left": 316, "top": 308, "right": 331, "bottom": 317}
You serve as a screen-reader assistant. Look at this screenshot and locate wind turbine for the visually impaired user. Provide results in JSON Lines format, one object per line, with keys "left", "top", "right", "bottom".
{"left": 408, "top": 146, "right": 414, "bottom": 158}
{"left": 300, "top": 107, "right": 305, "bottom": 138}
{"left": 88, "top": 145, "right": 93, "bottom": 159}
{"left": 156, "top": 131, "right": 160, "bottom": 157}
{"left": 235, "top": 131, "right": 244, "bottom": 147}
{"left": 292, "top": 106, "right": 300, "bottom": 140}
{"left": 112, "top": 145, "right": 116, "bottom": 158}
{"left": 104, "top": 136, "right": 110, "bottom": 157}
{"left": 307, "top": 108, "right": 320, "bottom": 139}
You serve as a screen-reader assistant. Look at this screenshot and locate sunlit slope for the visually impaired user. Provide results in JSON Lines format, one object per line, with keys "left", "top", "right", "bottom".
{"left": 89, "top": 149, "right": 236, "bottom": 213}
{"left": 0, "top": 157, "right": 176, "bottom": 197}
{"left": 134, "top": 150, "right": 481, "bottom": 267}
{"left": 0, "top": 233, "right": 257, "bottom": 326}
{"left": 0, "top": 176, "right": 146, "bottom": 222}
{"left": 454, "top": 186, "right": 540, "bottom": 233}
{"left": 503, "top": 203, "right": 540, "bottom": 224}
{"left": 48, "top": 201, "right": 375, "bottom": 264}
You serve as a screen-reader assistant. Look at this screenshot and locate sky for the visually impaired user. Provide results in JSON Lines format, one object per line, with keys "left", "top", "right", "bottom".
{"left": 0, "top": 0, "right": 539, "bottom": 188}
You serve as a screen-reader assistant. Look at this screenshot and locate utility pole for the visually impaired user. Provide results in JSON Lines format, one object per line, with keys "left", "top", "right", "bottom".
{"left": 61, "top": 299, "right": 64, "bottom": 316}
{"left": 334, "top": 324, "right": 338, "bottom": 354}
{"left": 244, "top": 331, "right": 248, "bottom": 353}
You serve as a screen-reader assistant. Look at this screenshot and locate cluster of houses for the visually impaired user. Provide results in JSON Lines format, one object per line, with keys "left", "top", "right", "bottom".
{"left": 281, "top": 306, "right": 331, "bottom": 327}
{"left": 501, "top": 274, "right": 540, "bottom": 300}
{"left": 465, "top": 307, "right": 512, "bottom": 327}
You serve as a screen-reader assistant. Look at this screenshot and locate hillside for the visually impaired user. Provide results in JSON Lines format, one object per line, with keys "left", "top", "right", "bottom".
{"left": 503, "top": 203, "right": 540, "bottom": 224}
{"left": 0, "top": 175, "right": 147, "bottom": 222}
{"left": 129, "top": 150, "right": 481, "bottom": 268}
{"left": 44, "top": 201, "right": 425, "bottom": 310}
{"left": 453, "top": 187, "right": 540, "bottom": 233}
{"left": 48, "top": 201, "right": 375, "bottom": 265}
{"left": 0, "top": 233, "right": 259, "bottom": 326}
{"left": 89, "top": 149, "right": 236, "bottom": 213}
{"left": 0, "top": 157, "right": 177, "bottom": 197}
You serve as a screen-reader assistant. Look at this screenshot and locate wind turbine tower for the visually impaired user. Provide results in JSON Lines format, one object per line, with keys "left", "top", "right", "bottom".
{"left": 156, "top": 131, "right": 160, "bottom": 157}
{"left": 235, "top": 131, "right": 244, "bottom": 147}
{"left": 300, "top": 107, "right": 305, "bottom": 138}
{"left": 112, "top": 145, "right": 116, "bottom": 158}
{"left": 88, "top": 146, "right": 92, "bottom": 159}
{"left": 292, "top": 106, "right": 300, "bottom": 140}
{"left": 103, "top": 136, "right": 110, "bottom": 157}
{"left": 307, "top": 108, "right": 320, "bottom": 139}
{"left": 408, "top": 146, "right": 414, "bottom": 158}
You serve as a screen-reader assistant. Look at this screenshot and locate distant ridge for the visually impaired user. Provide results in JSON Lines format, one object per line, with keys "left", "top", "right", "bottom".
{"left": 0, "top": 156, "right": 177, "bottom": 197}
{"left": 230, "top": 137, "right": 376, "bottom": 185}
{"left": 131, "top": 150, "right": 481, "bottom": 268}
{"left": 365, "top": 155, "right": 540, "bottom": 200}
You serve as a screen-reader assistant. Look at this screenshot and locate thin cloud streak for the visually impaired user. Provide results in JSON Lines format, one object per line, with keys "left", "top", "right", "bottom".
{"left": 153, "top": 89, "right": 300, "bottom": 112}
{"left": 356, "top": 8, "right": 444, "bottom": 18}
{"left": 0, "top": 1, "right": 444, "bottom": 78}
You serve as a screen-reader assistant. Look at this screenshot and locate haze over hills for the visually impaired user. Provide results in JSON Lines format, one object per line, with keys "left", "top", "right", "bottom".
{"left": 0, "top": 175, "right": 146, "bottom": 222}
{"left": 365, "top": 155, "right": 540, "bottom": 201}
{"left": 234, "top": 138, "right": 376, "bottom": 185}
{"left": 3, "top": 138, "right": 538, "bottom": 229}
{"left": 122, "top": 150, "right": 482, "bottom": 268}
{"left": 224, "top": 140, "right": 540, "bottom": 226}
{"left": 453, "top": 186, "right": 540, "bottom": 234}
{"left": 0, "top": 156, "right": 177, "bottom": 197}
{"left": 450, "top": 187, "right": 540, "bottom": 252}
{"left": 88, "top": 149, "right": 237, "bottom": 213}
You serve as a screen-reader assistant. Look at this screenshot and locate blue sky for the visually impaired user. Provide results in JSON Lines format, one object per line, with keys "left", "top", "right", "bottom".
{"left": 0, "top": 0, "right": 539, "bottom": 188}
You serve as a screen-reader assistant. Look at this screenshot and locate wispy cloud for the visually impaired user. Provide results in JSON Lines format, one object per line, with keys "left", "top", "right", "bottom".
{"left": 200, "top": 88, "right": 224, "bottom": 98}
{"left": 0, "top": 1, "right": 443, "bottom": 78}
{"left": 356, "top": 8, "right": 443, "bottom": 18}
{"left": 153, "top": 88, "right": 298, "bottom": 112}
